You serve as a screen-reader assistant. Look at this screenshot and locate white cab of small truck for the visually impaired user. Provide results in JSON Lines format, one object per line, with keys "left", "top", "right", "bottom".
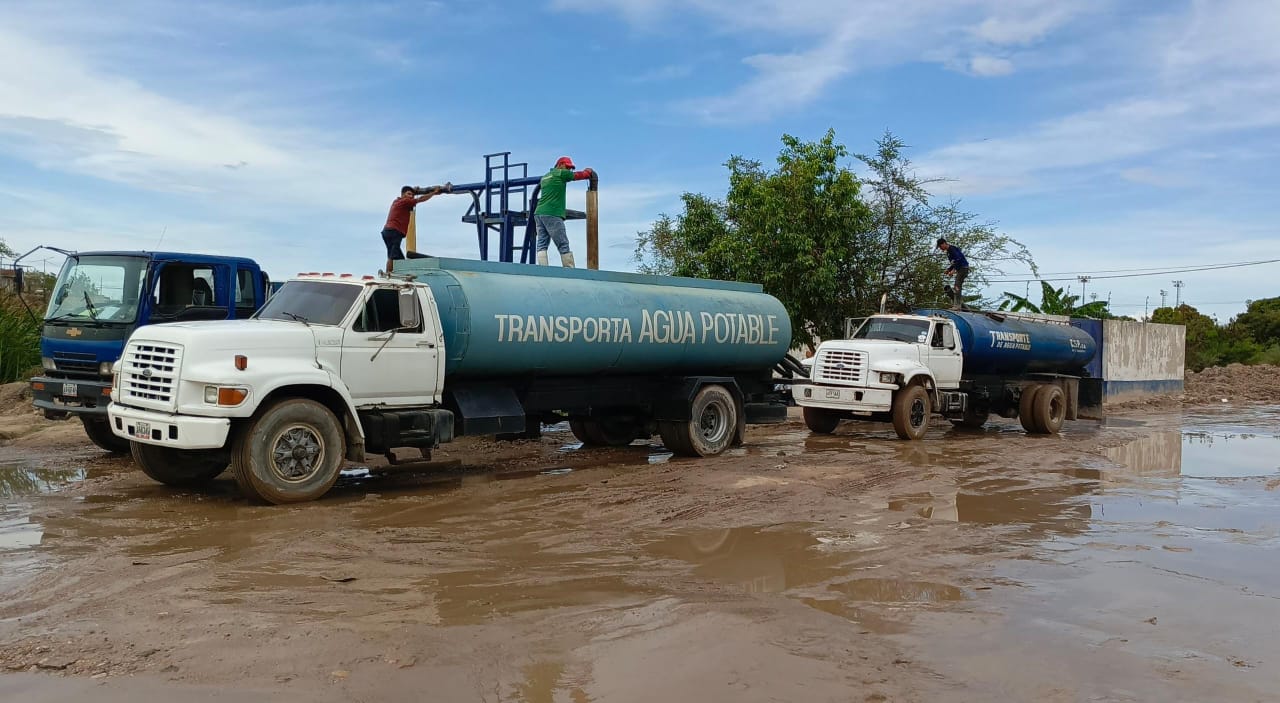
{"left": 794, "top": 314, "right": 964, "bottom": 439}
{"left": 109, "top": 273, "right": 444, "bottom": 503}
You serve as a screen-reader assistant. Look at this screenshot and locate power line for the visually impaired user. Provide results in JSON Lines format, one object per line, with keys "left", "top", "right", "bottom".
{"left": 984, "top": 258, "right": 1280, "bottom": 283}
{"left": 990, "top": 258, "right": 1280, "bottom": 277}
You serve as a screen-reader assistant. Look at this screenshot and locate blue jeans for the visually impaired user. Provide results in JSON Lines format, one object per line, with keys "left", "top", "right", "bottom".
{"left": 534, "top": 215, "right": 571, "bottom": 255}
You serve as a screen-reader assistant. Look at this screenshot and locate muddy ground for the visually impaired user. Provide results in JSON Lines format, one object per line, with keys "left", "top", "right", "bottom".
{"left": 1, "top": 374, "right": 1279, "bottom": 702}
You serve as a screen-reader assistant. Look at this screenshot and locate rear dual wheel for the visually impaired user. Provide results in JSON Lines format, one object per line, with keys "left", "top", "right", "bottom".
{"left": 1018, "top": 383, "right": 1067, "bottom": 435}
{"left": 660, "top": 384, "right": 737, "bottom": 457}
{"left": 570, "top": 418, "right": 642, "bottom": 447}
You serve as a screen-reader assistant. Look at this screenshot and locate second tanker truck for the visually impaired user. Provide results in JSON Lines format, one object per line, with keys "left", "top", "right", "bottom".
{"left": 106, "top": 258, "right": 793, "bottom": 503}
{"left": 793, "top": 309, "right": 1098, "bottom": 439}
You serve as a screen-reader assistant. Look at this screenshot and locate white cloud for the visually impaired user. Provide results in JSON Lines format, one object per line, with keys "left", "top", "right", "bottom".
{"left": 968, "top": 55, "right": 1015, "bottom": 76}
{"left": 922, "top": 1, "right": 1280, "bottom": 197}
{"left": 628, "top": 64, "right": 695, "bottom": 83}
{"left": 555, "top": 0, "right": 1086, "bottom": 124}
{"left": 0, "top": 22, "right": 469, "bottom": 216}
{"left": 971, "top": 5, "right": 1081, "bottom": 45}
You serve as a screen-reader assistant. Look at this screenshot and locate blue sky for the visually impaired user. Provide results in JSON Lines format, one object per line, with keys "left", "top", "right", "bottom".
{"left": 1, "top": 0, "right": 1277, "bottom": 320}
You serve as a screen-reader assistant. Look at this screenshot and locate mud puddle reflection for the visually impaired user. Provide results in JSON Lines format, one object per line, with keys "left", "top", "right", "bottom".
{"left": 903, "top": 407, "right": 1280, "bottom": 700}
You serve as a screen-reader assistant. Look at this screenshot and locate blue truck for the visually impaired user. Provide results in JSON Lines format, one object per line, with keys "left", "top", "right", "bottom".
{"left": 793, "top": 309, "right": 1099, "bottom": 439}
{"left": 28, "top": 249, "right": 273, "bottom": 453}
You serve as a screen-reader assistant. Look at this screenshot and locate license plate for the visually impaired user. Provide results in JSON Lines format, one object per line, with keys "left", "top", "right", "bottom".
{"left": 133, "top": 421, "right": 151, "bottom": 439}
{"left": 62, "top": 382, "right": 78, "bottom": 397}
{"left": 824, "top": 388, "right": 841, "bottom": 399}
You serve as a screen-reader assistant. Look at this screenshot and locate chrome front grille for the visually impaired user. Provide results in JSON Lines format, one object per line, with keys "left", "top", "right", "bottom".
{"left": 119, "top": 342, "right": 182, "bottom": 409}
{"left": 815, "top": 349, "right": 867, "bottom": 384}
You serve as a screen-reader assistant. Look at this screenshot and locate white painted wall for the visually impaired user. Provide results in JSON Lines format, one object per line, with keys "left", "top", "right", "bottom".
{"left": 1101, "top": 320, "right": 1186, "bottom": 381}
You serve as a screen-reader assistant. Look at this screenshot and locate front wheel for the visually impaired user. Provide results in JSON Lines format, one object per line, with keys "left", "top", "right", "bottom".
{"left": 82, "top": 417, "right": 130, "bottom": 454}
{"left": 891, "top": 384, "right": 931, "bottom": 440}
{"left": 660, "top": 384, "right": 738, "bottom": 457}
{"left": 131, "top": 442, "right": 229, "bottom": 487}
{"left": 231, "top": 398, "right": 345, "bottom": 504}
{"left": 803, "top": 407, "right": 841, "bottom": 434}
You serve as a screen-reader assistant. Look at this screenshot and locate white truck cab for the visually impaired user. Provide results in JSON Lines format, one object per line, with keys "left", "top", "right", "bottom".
{"left": 108, "top": 273, "right": 448, "bottom": 502}
{"left": 794, "top": 310, "right": 1093, "bottom": 440}
{"left": 794, "top": 314, "right": 965, "bottom": 438}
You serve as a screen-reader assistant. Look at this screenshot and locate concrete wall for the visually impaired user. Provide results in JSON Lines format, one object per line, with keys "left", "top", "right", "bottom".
{"left": 1099, "top": 319, "right": 1186, "bottom": 404}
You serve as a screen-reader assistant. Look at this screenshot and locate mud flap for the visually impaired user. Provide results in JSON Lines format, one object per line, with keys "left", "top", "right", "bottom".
{"left": 1077, "top": 378, "right": 1104, "bottom": 420}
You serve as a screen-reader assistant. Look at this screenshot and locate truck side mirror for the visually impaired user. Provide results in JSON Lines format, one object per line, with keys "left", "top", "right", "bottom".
{"left": 398, "top": 289, "right": 419, "bottom": 329}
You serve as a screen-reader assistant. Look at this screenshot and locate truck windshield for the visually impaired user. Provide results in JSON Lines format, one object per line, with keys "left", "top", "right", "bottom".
{"left": 852, "top": 318, "right": 931, "bottom": 343}
{"left": 254, "top": 281, "right": 361, "bottom": 326}
{"left": 45, "top": 255, "right": 148, "bottom": 324}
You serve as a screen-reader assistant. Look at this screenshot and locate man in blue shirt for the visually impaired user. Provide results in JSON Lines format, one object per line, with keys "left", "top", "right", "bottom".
{"left": 937, "top": 238, "right": 970, "bottom": 309}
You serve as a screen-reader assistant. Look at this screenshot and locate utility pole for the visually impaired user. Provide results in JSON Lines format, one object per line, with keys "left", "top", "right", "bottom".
{"left": 1160, "top": 289, "right": 1168, "bottom": 308}
{"left": 1173, "top": 280, "right": 1184, "bottom": 307}
{"left": 1144, "top": 296, "right": 1150, "bottom": 320}
{"left": 1078, "top": 275, "right": 1091, "bottom": 303}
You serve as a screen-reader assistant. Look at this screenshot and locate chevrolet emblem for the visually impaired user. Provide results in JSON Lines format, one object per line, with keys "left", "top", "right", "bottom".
{"left": 67, "top": 327, "right": 82, "bottom": 337}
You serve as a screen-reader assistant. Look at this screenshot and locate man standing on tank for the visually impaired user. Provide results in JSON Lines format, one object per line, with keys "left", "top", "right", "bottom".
{"left": 937, "top": 238, "right": 970, "bottom": 310}
{"left": 534, "top": 156, "right": 593, "bottom": 268}
{"left": 382, "top": 185, "right": 445, "bottom": 274}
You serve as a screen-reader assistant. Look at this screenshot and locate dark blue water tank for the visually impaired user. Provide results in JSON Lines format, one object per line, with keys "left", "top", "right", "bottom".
{"left": 914, "top": 309, "right": 1097, "bottom": 377}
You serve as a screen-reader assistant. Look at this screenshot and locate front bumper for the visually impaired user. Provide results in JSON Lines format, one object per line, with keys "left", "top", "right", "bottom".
{"left": 108, "top": 404, "right": 231, "bottom": 450}
{"left": 30, "top": 376, "right": 112, "bottom": 416}
{"left": 793, "top": 383, "right": 893, "bottom": 413}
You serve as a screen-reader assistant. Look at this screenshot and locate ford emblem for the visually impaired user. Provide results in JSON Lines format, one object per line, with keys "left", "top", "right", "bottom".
{"left": 141, "top": 368, "right": 153, "bottom": 379}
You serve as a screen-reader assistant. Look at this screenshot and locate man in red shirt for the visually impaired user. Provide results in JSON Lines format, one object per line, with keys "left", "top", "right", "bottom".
{"left": 382, "top": 185, "right": 444, "bottom": 273}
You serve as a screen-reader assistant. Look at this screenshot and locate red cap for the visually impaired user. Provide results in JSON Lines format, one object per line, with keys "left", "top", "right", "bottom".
{"left": 555, "top": 156, "right": 575, "bottom": 169}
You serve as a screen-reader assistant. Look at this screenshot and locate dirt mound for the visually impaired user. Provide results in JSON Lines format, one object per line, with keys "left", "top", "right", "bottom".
{"left": 0, "top": 381, "right": 33, "bottom": 415}
{"left": 1183, "top": 364, "right": 1280, "bottom": 405}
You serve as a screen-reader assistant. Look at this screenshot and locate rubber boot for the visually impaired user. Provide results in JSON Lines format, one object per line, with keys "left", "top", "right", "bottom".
{"left": 561, "top": 252, "right": 576, "bottom": 268}
{"left": 537, "top": 250, "right": 549, "bottom": 266}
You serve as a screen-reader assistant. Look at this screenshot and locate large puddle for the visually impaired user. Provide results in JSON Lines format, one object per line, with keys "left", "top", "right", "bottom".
{"left": 2, "top": 408, "right": 1279, "bottom": 700}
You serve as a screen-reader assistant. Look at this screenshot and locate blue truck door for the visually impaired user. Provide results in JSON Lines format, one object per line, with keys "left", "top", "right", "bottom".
{"left": 234, "top": 265, "right": 263, "bottom": 318}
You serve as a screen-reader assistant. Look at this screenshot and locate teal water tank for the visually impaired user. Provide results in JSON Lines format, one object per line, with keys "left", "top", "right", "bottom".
{"left": 402, "top": 258, "right": 792, "bottom": 378}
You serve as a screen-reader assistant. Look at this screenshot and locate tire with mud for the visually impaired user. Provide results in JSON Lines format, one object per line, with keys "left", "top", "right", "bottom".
{"left": 949, "top": 406, "right": 989, "bottom": 430}
{"left": 1018, "top": 384, "right": 1043, "bottom": 434}
{"left": 130, "top": 442, "right": 229, "bottom": 487}
{"left": 659, "top": 384, "right": 737, "bottom": 457}
{"left": 890, "top": 384, "right": 931, "bottom": 440}
{"left": 82, "top": 417, "right": 130, "bottom": 454}
{"left": 569, "top": 419, "right": 595, "bottom": 444}
{"left": 231, "top": 398, "right": 345, "bottom": 504}
{"left": 803, "top": 407, "right": 841, "bottom": 434}
{"left": 1031, "top": 383, "right": 1067, "bottom": 434}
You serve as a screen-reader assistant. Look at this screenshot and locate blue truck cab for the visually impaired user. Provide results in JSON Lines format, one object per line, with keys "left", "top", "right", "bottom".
{"left": 30, "top": 250, "right": 272, "bottom": 453}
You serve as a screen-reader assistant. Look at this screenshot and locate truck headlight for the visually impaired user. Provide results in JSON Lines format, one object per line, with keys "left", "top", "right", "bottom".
{"left": 204, "top": 385, "right": 248, "bottom": 406}
{"left": 42, "top": 357, "right": 56, "bottom": 371}
{"left": 879, "top": 372, "right": 897, "bottom": 384}
{"left": 99, "top": 361, "right": 114, "bottom": 377}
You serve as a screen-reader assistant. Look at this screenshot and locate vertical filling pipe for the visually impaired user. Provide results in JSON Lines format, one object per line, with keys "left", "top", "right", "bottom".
{"left": 586, "top": 171, "right": 599, "bottom": 270}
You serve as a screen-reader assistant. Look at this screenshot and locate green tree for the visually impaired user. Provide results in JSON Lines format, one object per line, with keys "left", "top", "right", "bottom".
{"left": 1232, "top": 297, "right": 1280, "bottom": 347}
{"left": 999, "top": 280, "right": 1116, "bottom": 318}
{"left": 1151, "top": 304, "right": 1261, "bottom": 371}
{"left": 635, "top": 130, "right": 1036, "bottom": 345}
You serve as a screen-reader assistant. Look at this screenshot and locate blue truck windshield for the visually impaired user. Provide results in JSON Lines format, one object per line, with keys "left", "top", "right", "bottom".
{"left": 45, "top": 255, "right": 148, "bottom": 324}
{"left": 254, "top": 281, "right": 361, "bottom": 326}
{"left": 852, "top": 318, "right": 931, "bottom": 343}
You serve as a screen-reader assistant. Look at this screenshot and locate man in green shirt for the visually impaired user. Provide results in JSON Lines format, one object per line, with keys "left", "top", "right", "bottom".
{"left": 534, "top": 156, "right": 593, "bottom": 267}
